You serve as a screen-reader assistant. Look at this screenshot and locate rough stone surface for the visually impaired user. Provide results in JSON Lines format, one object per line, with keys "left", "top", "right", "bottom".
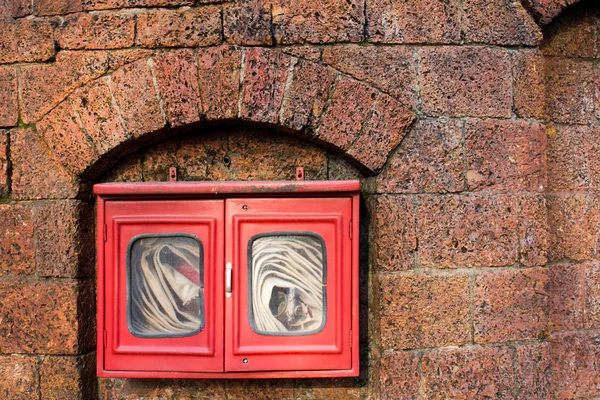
{"left": 474, "top": 268, "right": 549, "bottom": 344}
{"left": 418, "top": 195, "right": 519, "bottom": 268}
{"left": 525, "top": 0, "right": 582, "bottom": 26}
{"left": 98, "top": 379, "right": 226, "bottom": 399}
{"left": 512, "top": 49, "right": 546, "bottom": 119}
{"left": 295, "top": 378, "right": 365, "bottom": 399}
{"left": 226, "top": 380, "right": 295, "bottom": 399}
{"left": 35, "top": 0, "right": 83, "bottom": 15}
{"left": 0, "top": 18, "right": 55, "bottom": 64}
{"left": 465, "top": 119, "right": 547, "bottom": 192}
{"left": 516, "top": 342, "right": 552, "bottom": 400}
{"left": 541, "top": 4, "right": 598, "bottom": 58}
{"left": 0, "top": 130, "right": 8, "bottom": 195}
{"left": 371, "top": 195, "right": 417, "bottom": 271}
{"left": 419, "top": 47, "right": 512, "bottom": 118}
{"left": 367, "top": 0, "right": 461, "bottom": 44}
{"left": 380, "top": 351, "right": 421, "bottom": 400}
{"left": 0, "top": 0, "right": 32, "bottom": 19}
{"left": 136, "top": 6, "right": 221, "bottom": 48}
{"left": 40, "top": 354, "right": 95, "bottom": 400}
{"left": 548, "top": 262, "right": 586, "bottom": 332}
{"left": 585, "top": 262, "right": 600, "bottom": 329}
{"left": 0, "top": 204, "right": 35, "bottom": 276}
{"left": 224, "top": 1, "right": 272, "bottom": 45}
{"left": 272, "top": 0, "right": 364, "bottom": 44}
{"left": 378, "top": 273, "right": 471, "bottom": 350}
{"left": 0, "top": 356, "right": 39, "bottom": 400}
{"left": 0, "top": 66, "right": 18, "bottom": 127}
{"left": 519, "top": 195, "right": 549, "bottom": 267}
{"left": 375, "top": 119, "right": 464, "bottom": 194}
{"left": 83, "top": 0, "right": 193, "bottom": 10}
{"left": 56, "top": 11, "right": 135, "bottom": 49}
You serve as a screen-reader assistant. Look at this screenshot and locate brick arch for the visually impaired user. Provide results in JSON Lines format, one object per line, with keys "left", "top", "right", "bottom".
{"left": 525, "top": 0, "right": 583, "bottom": 25}
{"left": 13, "top": 46, "right": 414, "bottom": 200}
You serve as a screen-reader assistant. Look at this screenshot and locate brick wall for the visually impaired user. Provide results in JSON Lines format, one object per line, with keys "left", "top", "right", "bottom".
{"left": 0, "top": 0, "right": 596, "bottom": 398}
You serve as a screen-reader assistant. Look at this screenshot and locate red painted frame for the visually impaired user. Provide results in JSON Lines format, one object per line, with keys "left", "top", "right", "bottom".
{"left": 95, "top": 181, "right": 360, "bottom": 379}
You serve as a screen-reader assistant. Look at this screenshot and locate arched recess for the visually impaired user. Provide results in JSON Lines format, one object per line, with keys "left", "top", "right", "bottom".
{"left": 524, "top": 0, "right": 584, "bottom": 25}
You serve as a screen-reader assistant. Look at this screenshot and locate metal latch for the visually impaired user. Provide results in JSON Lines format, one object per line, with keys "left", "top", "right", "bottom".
{"left": 225, "top": 262, "right": 232, "bottom": 298}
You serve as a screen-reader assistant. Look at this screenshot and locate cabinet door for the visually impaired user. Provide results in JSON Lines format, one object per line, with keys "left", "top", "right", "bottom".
{"left": 104, "top": 200, "right": 224, "bottom": 373}
{"left": 225, "top": 198, "right": 353, "bottom": 372}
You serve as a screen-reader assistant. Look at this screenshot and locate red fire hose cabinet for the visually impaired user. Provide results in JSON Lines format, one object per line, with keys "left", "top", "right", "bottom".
{"left": 94, "top": 180, "right": 360, "bottom": 378}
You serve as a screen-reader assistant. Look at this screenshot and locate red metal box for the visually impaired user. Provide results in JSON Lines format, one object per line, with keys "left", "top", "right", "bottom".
{"left": 94, "top": 181, "right": 360, "bottom": 378}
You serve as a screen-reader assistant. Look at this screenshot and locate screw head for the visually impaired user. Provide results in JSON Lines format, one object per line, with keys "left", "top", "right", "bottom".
{"left": 242, "top": 205, "right": 248, "bottom": 211}
{"left": 242, "top": 358, "right": 249, "bottom": 364}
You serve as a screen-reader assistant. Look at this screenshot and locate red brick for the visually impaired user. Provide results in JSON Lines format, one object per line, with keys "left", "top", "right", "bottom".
{"left": 20, "top": 50, "right": 109, "bottom": 124}
{"left": 474, "top": 268, "right": 549, "bottom": 344}
{"left": 0, "top": 0, "right": 32, "bottom": 19}
{"left": 541, "top": 5, "right": 597, "bottom": 58}
{"left": 56, "top": 11, "right": 135, "bottom": 49}
{"left": 380, "top": 351, "right": 421, "bottom": 400}
{"left": 516, "top": 342, "right": 552, "bottom": 400}
{"left": 548, "top": 262, "right": 585, "bottom": 332}
{"left": 35, "top": 0, "right": 83, "bottom": 16}
{"left": 375, "top": 119, "right": 464, "bottom": 194}
{"left": 0, "top": 66, "right": 18, "bottom": 127}
{"left": 0, "top": 356, "right": 39, "bottom": 400}
{"left": 224, "top": 0, "right": 272, "bottom": 45}
{"left": 136, "top": 6, "right": 221, "bottom": 48}
{"left": 512, "top": 50, "right": 546, "bottom": 119}
{"left": 110, "top": 58, "right": 165, "bottom": 137}
{"left": 99, "top": 378, "right": 227, "bottom": 399}
{"left": 239, "top": 47, "right": 291, "bottom": 124}
{"left": 278, "top": 46, "right": 322, "bottom": 61}
{"left": 463, "top": 0, "right": 541, "bottom": 45}
{"left": 83, "top": 0, "right": 193, "bottom": 10}
{"left": 367, "top": 0, "right": 461, "bottom": 44}
{"left": 0, "top": 130, "right": 7, "bottom": 195}
{"left": 40, "top": 354, "right": 95, "bottom": 400}
{"left": 547, "top": 194, "right": 600, "bottom": 262}
{"left": 418, "top": 195, "right": 519, "bottom": 268}
{"left": 371, "top": 196, "right": 417, "bottom": 271}
{"left": 518, "top": 195, "right": 549, "bottom": 267}
{"left": 107, "top": 48, "right": 154, "bottom": 70}
{"left": 151, "top": 50, "right": 201, "bottom": 127}
{"left": 524, "top": 0, "right": 575, "bottom": 25}
{"left": 0, "top": 281, "right": 80, "bottom": 354}
{"left": 69, "top": 77, "right": 129, "bottom": 158}
{"left": 545, "top": 58, "right": 596, "bottom": 124}
{"left": 419, "top": 47, "right": 512, "bottom": 118}
{"left": 347, "top": 93, "right": 415, "bottom": 172}
{"left": 279, "top": 60, "right": 337, "bottom": 132}
{"left": 422, "top": 346, "right": 515, "bottom": 399}
{"left": 465, "top": 119, "right": 547, "bottom": 192}
{"left": 226, "top": 380, "right": 294, "bottom": 399}
{"left": 0, "top": 18, "right": 55, "bottom": 64}
{"left": 322, "top": 45, "right": 418, "bottom": 107}
{"left": 378, "top": 273, "right": 471, "bottom": 350}
{"left": 0, "top": 204, "right": 35, "bottom": 276}
{"left": 295, "top": 380, "right": 365, "bottom": 399}
{"left": 272, "top": 0, "right": 364, "bottom": 44}
{"left": 585, "top": 262, "right": 600, "bottom": 329}
{"left": 317, "top": 79, "right": 378, "bottom": 150}
{"left": 197, "top": 45, "right": 243, "bottom": 120}
{"left": 550, "top": 330, "right": 600, "bottom": 399}
{"left": 11, "top": 127, "right": 79, "bottom": 200}
{"left": 37, "top": 101, "right": 97, "bottom": 176}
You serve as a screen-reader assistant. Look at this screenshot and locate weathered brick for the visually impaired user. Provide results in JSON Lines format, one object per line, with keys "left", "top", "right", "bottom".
{"left": 419, "top": 47, "right": 512, "bottom": 118}
{"left": 0, "top": 281, "right": 80, "bottom": 354}
{"left": 226, "top": 380, "right": 294, "bottom": 399}
{"left": 347, "top": 93, "right": 415, "bottom": 172}
{"left": 0, "top": 18, "right": 55, "bottom": 64}
{"left": 541, "top": 4, "right": 597, "bottom": 58}
{"left": 279, "top": 60, "right": 337, "bottom": 132}
{"left": 550, "top": 330, "right": 600, "bottom": 399}
{"left": 197, "top": 45, "right": 243, "bottom": 120}
{"left": 110, "top": 58, "right": 165, "bottom": 137}
{"left": 278, "top": 46, "right": 321, "bottom": 61}
{"left": 40, "top": 354, "right": 95, "bottom": 400}
{"left": 11, "top": 127, "right": 79, "bottom": 200}
{"left": 98, "top": 378, "right": 227, "bottom": 400}
{"left": 151, "top": 50, "right": 201, "bottom": 127}
{"left": 0, "top": 204, "right": 34, "bottom": 276}
{"left": 0, "top": 356, "right": 39, "bottom": 400}
{"left": 545, "top": 58, "right": 596, "bottom": 124}
{"left": 371, "top": 196, "right": 417, "bottom": 271}
{"left": 523, "top": 0, "right": 570, "bottom": 25}
{"left": 380, "top": 351, "right": 421, "bottom": 400}
{"left": 512, "top": 50, "right": 546, "bottom": 119}
{"left": 317, "top": 79, "right": 378, "bottom": 151}
{"left": 463, "top": 0, "right": 541, "bottom": 45}
{"left": 0, "top": 130, "right": 7, "bottom": 195}
{"left": 69, "top": 77, "right": 129, "bottom": 158}
{"left": 465, "top": 119, "right": 547, "bottom": 192}
{"left": 474, "top": 268, "right": 548, "bottom": 344}
{"left": 83, "top": 0, "right": 193, "bottom": 10}
{"left": 547, "top": 194, "right": 600, "bottom": 262}
{"left": 519, "top": 195, "right": 549, "bottom": 267}
{"left": 239, "top": 48, "right": 291, "bottom": 124}
{"left": 0, "top": 0, "right": 32, "bottom": 19}
{"left": 328, "top": 153, "right": 363, "bottom": 181}
{"left": 56, "top": 11, "right": 135, "bottom": 49}
{"left": 367, "top": 0, "right": 461, "bottom": 44}
{"left": 585, "top": 262, "right": 600, "bottom": 329}
{"left": 20, "top": 50, "right": 109, "bottom": 124}
{"left": 295, "top": 379, "right": 365, "bottom": 399}
{"left": 548, "top": 262, "right": 585, "bottom": 332}
{"left": 272, "top": 0, "right": 364, "bottom": 44}
{"left": 516, "top": 342, "right": 552, "bottom": 400}
{"left": 37, "top": 101, "right": 97, "bottom": 176}
{"left": 0, "top": 66, "right": 18, "bottom": 127}
{"left": 136, "top": 6, "right": 221, "bottom": 48}
{"left": 107, "top": 48, "right": 154, "bottom": 70}
{"left": 418, "top": 195, "right": 519, "bottom": 268}
{"left": 35, "top": 0, "right": 83, "bottom": 16}
{"left": 322, "top": 45, "right": 417, "bottom": 107}
{"left": 378, "top": 273, "right": 471, "bottom": 350}
{"left": 375, "top": 119, "right": 464, "bottom": 194}
{"left": 224, "top": 0, "right": 272, "bottom": 45}
{"left": 422, "top": 346, "right": 515, "bottom": 399}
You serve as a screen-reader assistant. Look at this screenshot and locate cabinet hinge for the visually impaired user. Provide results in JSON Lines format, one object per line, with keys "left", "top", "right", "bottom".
{"left": 349, "top": 330, "right": 353, "bottom": 348}
{"left": 349, "top": 221, "right": 352, "bottom": 240}
{"left": 103, "top": 330, "right": 107, "bottom": 348}
{"left": 103, "top": 224, "right": 107, "bottom": 242}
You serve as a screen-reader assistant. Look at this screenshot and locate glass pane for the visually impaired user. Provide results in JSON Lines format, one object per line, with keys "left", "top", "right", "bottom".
{"left": 128, "top": 235, "right": 204, "bottom": 337}
{"left": 250, "top": 234, "right": 326, "bottom": 335}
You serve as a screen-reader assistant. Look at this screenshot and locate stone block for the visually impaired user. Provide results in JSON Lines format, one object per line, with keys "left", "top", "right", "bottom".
{"left": 83, "top": 0, "right": 193, "bottom": 10}
{"left": 516, "top": 342, "right": 552, "bottom": 400}
{"left": 56, "top": 11, "right": 135, "bottom": 49}
{"left": 518, "top": 195, "right": 549, "bottom": 267}
{"left": 512, "top": 50, "right": 546, "bottom": 119}
{"left": 0, "top": 0, "right": 32, "bottom": 19}
{"left": 0, "top": 130, "right": 7, "bottom": 195}
{"left": 548, "top": 262, "right": 585, "bottom": 332}
{"left": 35, "top": 0, "right": 83, "bottom": 15}
{"left": 98, "top": 378, "right": 227, "bottom": 399}
{"left": 40, "top": 354, "right": 95, "bottom": 400}
{"left": 380, "top": 351, "right": 421, "bottom": 400}
{"left": 0, "top": 356, "right": 39, "bottom": 400}
{"left": 224, "top": 0, "right": 272, "bottom": 45}
{"left": 0, "top": 204, "right": 35, "bottom": 276}
{"left": 0, "top": 18, "right": 55, "bottom": 64}
{"left": 0, "top": 65, "right": 18, "bottom": 127}
{"left": 541, "top": 3, "right": 597, "bottom": 57}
